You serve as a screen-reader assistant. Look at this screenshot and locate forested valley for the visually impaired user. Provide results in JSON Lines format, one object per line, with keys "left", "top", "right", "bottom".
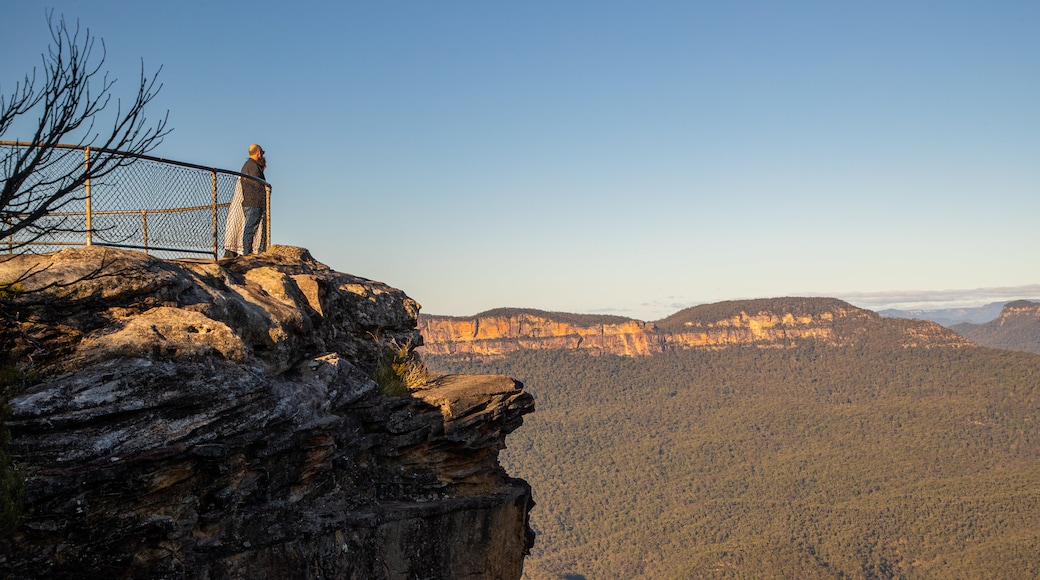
{"left": 427, "top": 342, "right": 1040, "bottom": 579}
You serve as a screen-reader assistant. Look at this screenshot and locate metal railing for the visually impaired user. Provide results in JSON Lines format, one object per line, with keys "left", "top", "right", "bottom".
{"left": 1, "top": 141, "right": 271, "bottom": 260}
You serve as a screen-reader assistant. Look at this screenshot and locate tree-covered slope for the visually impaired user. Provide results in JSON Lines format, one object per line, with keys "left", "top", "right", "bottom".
{"left": 427, "top": 344, "right": 1040, "bottom": 579}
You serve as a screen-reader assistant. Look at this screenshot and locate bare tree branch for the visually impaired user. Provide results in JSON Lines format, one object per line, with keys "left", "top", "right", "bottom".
{"left": 0, "top": 10, "right": 171, "bottom": 249}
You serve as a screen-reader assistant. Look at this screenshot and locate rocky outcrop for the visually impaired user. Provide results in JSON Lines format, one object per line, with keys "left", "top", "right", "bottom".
{"left": 0, "top": 246, "right": 534, "bottom": 579}
{"left": 994, "top": 300, "right": 1040, "bottom": 324}
{"left": 954, "top": 300, "right": 1040, "bottom": 354}
{"left": 419, "top": 298, "right": 973, "bottom": 359}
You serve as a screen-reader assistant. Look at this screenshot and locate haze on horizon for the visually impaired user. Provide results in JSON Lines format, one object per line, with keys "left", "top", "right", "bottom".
{"left": 3, "top": 2, "right": 1037, "bottom": 321}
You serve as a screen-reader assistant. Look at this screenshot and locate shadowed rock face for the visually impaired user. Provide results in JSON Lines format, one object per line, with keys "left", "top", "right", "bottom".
{"left": 0, "top": 246, "right": 534, "bottom": 579}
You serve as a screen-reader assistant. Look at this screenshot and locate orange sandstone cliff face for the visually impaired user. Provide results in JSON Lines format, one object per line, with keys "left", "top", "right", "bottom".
{"left": 418, "top": 299, "right": 971, "bottom": 359}
{"left": 419, "top": 312, "right": 656, "bottom": 356}
{"left": 996, "top": 300, "right": 1040, "bottom": 324}
{"left": 657, "top": 310, "right": 839, "bottom": 350}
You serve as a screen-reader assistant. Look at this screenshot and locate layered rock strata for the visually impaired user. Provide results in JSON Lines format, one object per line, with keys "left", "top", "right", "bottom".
{"left": 419, "top": 311, "right": 655, "bottom": 357}
{"left": 0, "top": 246, "right": 534, "bottom": 579}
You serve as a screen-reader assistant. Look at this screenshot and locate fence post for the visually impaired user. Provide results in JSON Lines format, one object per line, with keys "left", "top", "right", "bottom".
{"left": 141, "top": 210, "right": 149, "bottom": 255}
{"left": 84, "top": 147, "right": 92, "bottom": 246}
{"left": 211, "top": 170, "right": 218, "bottom": 260}
{"left": 265, "top": 184, "right": 272, "bottom": 252}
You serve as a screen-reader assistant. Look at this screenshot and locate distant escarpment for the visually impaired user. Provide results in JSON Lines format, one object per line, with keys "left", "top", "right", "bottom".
{"left": 954, "top": 300, "right": 1040, "bottom": 354}
{"left": 419, "top": 298, "right": 973, "bottom": 359}
{"left": 0, "top": 246, "right": 533, "bottom": 579}
{"left": 879, "top": 301, "right": 1010, "bottom": 327}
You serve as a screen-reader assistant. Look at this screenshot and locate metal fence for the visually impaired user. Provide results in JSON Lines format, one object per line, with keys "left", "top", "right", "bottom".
{"left": 1, "top": 141, "right": 271, "bottom": 261}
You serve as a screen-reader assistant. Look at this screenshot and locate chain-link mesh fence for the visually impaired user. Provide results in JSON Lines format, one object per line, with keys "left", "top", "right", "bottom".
{"left": 1, "top": 142, "right": 271, "bottom": 261}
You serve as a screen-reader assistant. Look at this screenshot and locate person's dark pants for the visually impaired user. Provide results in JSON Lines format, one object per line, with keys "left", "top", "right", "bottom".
{"left": 241, "top": 206, "right": 264, "bottom": 255}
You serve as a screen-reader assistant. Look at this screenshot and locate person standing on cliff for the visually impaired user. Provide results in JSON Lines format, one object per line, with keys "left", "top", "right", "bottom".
{"left": 238, "top": 143, "right": 268, "bottom": 255}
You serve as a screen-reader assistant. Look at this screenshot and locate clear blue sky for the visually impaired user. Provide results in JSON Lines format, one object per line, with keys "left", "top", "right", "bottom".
{"left": 3, "top": 1, "right": 1038, "bottom": 319}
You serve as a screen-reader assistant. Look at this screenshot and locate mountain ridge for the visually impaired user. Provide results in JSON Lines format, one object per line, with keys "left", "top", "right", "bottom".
{"left": 418, "top": 297, "right": 973, "bottom": 358}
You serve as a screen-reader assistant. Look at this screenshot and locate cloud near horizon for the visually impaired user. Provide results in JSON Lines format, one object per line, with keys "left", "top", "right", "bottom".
{"left": 828, "top": 285, "right": 1040, "bottom": 311}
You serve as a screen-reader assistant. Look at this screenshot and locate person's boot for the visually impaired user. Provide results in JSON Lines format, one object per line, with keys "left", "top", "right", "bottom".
{"left": 223, "top": 250, "right": 238, "bottom": 259}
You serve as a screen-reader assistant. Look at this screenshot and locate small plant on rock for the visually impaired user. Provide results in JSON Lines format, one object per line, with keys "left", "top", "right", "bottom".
{"left": 374, "top": 340, "right": 431, "bottom": 397}
{"left": 0, "top": 281, "right": 23, "bottom": 301}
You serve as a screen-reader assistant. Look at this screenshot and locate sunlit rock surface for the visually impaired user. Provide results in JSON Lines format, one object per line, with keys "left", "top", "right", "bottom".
{"left": 0, "top": 246, "right": 534, "bottom": 579}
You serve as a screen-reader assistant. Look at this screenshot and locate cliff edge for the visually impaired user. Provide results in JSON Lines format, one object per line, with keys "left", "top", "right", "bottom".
{"left": 0, "top": 246, "right": 534, "bottom": 579}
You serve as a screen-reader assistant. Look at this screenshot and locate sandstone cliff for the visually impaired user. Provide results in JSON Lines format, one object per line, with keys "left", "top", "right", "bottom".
{"left": 418, "top": 308, "right": 656, "bottom": 357}
{"left": 0, "top": 246, "right": 534, "bottom": 579}
{"left": 954, "top": 300, "right": 1040, "bottom": 354}
{"left": 419, "top": 298, "right": 973, "bottom": 359}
